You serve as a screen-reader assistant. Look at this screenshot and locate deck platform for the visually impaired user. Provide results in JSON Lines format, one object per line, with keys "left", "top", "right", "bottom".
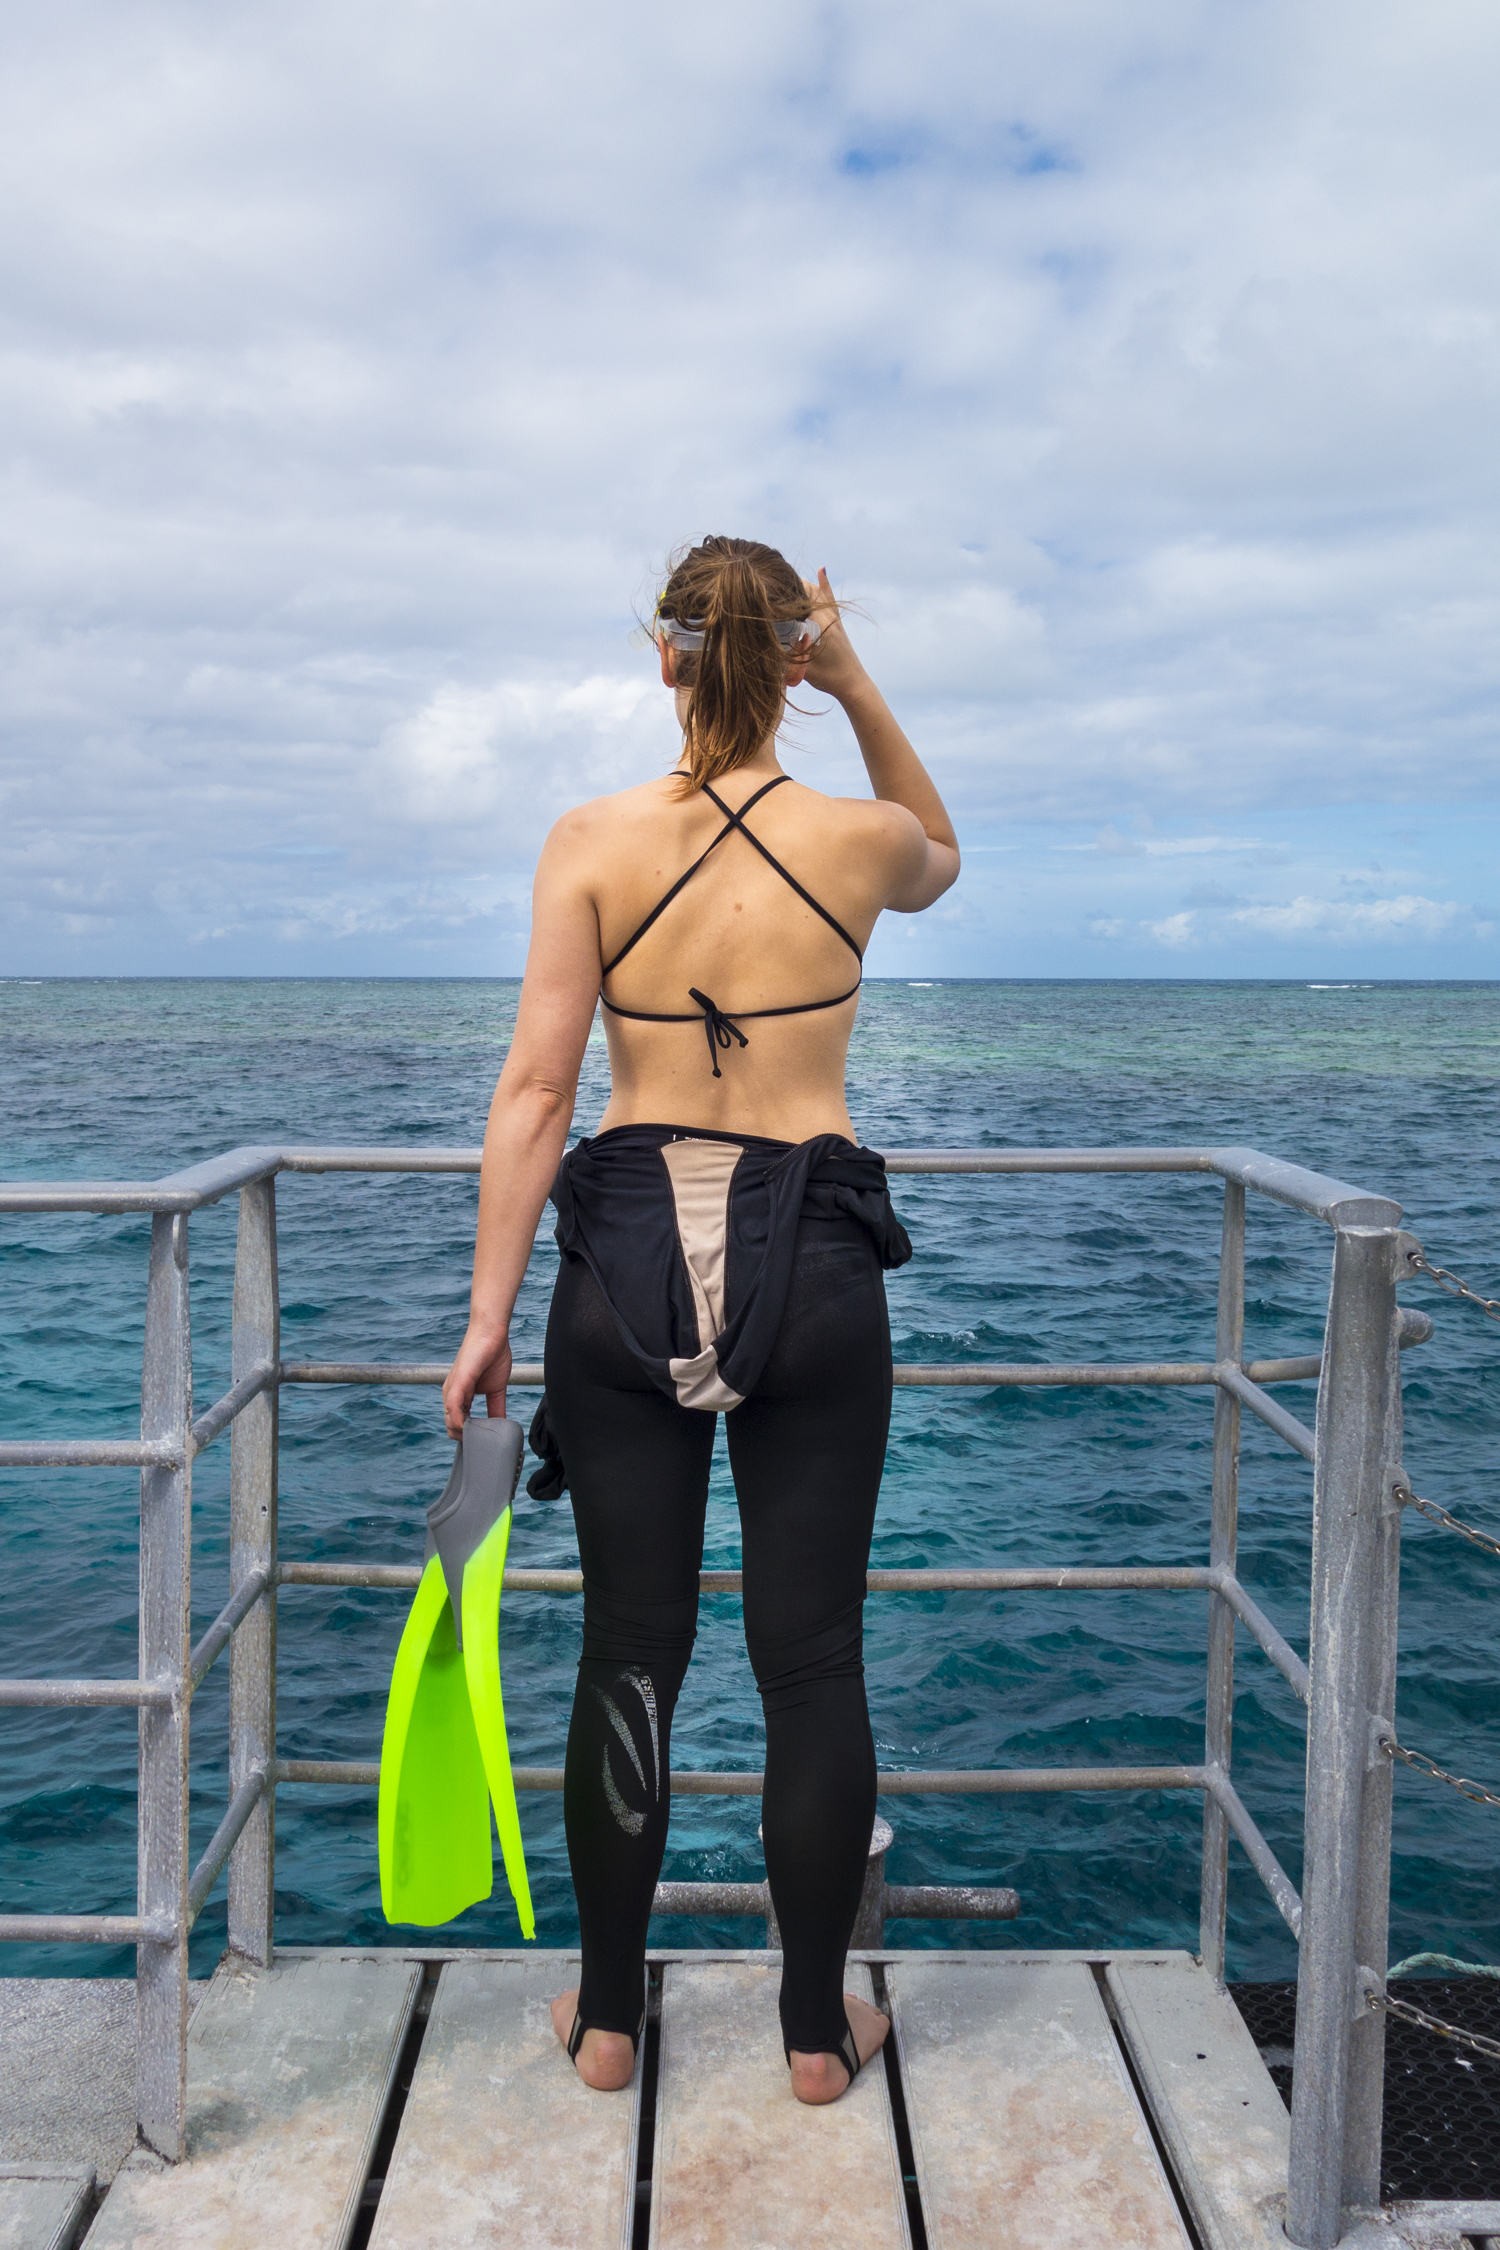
{"left": 0, "top": 1948, "right": 1364, "bottom": 2249}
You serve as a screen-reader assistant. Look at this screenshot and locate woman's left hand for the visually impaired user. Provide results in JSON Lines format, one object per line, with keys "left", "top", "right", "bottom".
{"left": 799, "top": 567, "right": 867, "bottom": 703}
{"left": 442, "top": 1328, "right": 513, "bottom": 1437}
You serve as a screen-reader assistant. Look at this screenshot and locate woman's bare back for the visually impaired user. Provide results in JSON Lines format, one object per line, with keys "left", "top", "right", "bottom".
{"left": 564, "top": 762, "right": 921, "bottom": 1142}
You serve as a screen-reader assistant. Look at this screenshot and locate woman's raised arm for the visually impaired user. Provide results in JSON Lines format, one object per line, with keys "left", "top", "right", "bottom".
{"left": 442, "top": 814, "right": 603, "bottom": 1435}
{"left": 801, "top": 568, "right": 961, "bottom": 913}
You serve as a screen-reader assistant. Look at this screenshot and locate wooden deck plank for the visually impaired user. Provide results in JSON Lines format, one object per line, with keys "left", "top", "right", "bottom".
{"left": 649, "top": 1959, "right": 909, "bottom": 2250}
{"left": 0, "top": 2168, "right": 93, "bottom": 2250}
{"left": 1106, "top": 1956, "right": 1292, "bottom": 2250}
{"left": 369, "top": 1957, "right": 640, "bottom": 2250}
{"left": 888, "top": 1957, "right": 1191, "bottom": 2250}
{"left": 87, "top": 1957, "right": 420, "bottom": 2250}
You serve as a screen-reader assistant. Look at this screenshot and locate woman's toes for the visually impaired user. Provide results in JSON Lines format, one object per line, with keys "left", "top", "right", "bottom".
{"left": 844, "top": 1991, "right": 891, "bottom": 2067}
{"left": 549, "top": 1989, "right": 581, "bottom": 2049}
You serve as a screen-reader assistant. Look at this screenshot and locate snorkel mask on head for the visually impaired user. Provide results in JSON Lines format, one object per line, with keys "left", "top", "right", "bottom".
{"left": 656, "top": 614, "right": 821, "bottom": 654}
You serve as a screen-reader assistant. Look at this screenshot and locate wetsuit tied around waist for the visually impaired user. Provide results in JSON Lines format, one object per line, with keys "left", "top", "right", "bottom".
{"left": 598, "top": 775, "right": 863, "bottom": 1077}
{"left": 527, "top": 1124, "right": 911, "bottom": 1497}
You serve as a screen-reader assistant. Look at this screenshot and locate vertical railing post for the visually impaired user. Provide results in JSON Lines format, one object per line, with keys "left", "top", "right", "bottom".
{"left": 1286, "top": 1225, "right": 1403, "bottom": 2249}
{"left": 136, "top": 1210, "right": 193, "bottom": 2162}
{"left": 1339, "top": 1250, "right": 1405, "bottom": 2213}
{"left": 1200, "top": 1179, "right": 1245, "bottom": 1983}
{"left": 228, "top": 1177, "right": 279, "bottom": 1963}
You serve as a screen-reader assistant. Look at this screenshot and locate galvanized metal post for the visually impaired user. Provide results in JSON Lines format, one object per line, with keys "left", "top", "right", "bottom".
{"left": 1286, "top": 1225, "right": 1402, "bottom": 2249}
{"left": 228, "top": 1178, "right": 279, "bottom": 1963}
{"left": 1200, "top": 1179, "right": 1245, "bottom": 1984}
{"left": 136, "top": 1211, "right": 193, "bottom": 2163}
{"left": 1340, "top": 1255, "right": 1405, "bottom": 2213}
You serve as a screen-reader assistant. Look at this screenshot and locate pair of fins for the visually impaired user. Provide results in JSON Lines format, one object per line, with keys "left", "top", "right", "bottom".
{"left": 378, "top": 1415, "right": 535, "bottom": 1937}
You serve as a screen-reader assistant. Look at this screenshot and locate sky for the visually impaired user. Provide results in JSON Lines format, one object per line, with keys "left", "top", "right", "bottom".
{"left": 1, "top": 0, "right": 1497, "bottom": 980}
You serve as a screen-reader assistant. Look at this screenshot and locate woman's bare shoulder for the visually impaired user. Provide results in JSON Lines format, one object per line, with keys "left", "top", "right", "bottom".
{"left": 543, "top": 777, "right": 675, "bottom": 855}
{"left": 787, "top": 781, "right": 927, "bottom": 860}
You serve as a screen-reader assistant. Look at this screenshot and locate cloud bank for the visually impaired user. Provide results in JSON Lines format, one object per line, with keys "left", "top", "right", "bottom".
{"left": 1, "top": 0, "right": 1497, "bottom": 975}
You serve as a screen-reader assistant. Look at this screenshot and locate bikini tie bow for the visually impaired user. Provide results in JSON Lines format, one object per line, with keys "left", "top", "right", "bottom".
{"left": 687, "top": 988, "right": 749, "bottom": 1078}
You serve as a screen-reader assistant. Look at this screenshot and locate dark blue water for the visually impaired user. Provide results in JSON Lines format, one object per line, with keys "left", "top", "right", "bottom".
{"left": 2, "top": 978, "right": 1498, "bottom": 1983}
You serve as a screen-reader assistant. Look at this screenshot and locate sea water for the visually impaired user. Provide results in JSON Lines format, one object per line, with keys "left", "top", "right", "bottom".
{"left": 1, "top": 977, "right": 1497, "bottom": 1982}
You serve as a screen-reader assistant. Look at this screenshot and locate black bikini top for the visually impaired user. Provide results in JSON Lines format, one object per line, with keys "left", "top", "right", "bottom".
{"left": 598, "top": 775, "right": 863, "bottom": 1077}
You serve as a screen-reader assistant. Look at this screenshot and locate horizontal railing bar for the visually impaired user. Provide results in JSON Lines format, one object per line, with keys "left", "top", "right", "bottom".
{"left": 149, "top": 1146, "right": 284, "bottom": 1207}
{"left": 0, "top": 1185, "right": 205, "bottom": 1214}
{"left": 279, "top": 1145, "right": 481, "bottom": 1174}
{"left": 189, "top": 1569, "right": 273, "bottom": 1691}
{"left": 274, "top": 1758, "right": 1206, "bottom": 1796}
{"left": 1208, "top": 1146, "right": 1402, "bottom": 1230}
{"left": 0, "top": 1139, "right": 1401, "bottom": 1230}
{"left": 1218, "top": 1365, "right": 1317, "bottom": 1462}
{"left": 865, "top": 1567, "right": 1210, "bottom": 1591}
{"left": 883, "top": 1147, "right": 1213, "bottom": 1174}
{"left": 879, "top": 1765, "right": 1206, "bottom": 1795}
{"left": 186, "top": 1770, "right": 267, "bottom": 1925}
{"left": 276, "top": 1562, "right": 1221, "bottom": 1595}
{"left": 275, "top": 1759, "right": 382, "bottom": 1785}
{"left": 1205, "top": 1766, "right": 1303, "bottom": 1938}
{"left": 883, "top": 1144, "right": 1401, "bottom": 1227}
{"left": 653, "top": 1882, "right": 768, "bottom": 1916}
{"left": 649, "top": 1880, "right": 1022, "bottom": 1921}
{"left": 0, "top": 1675, "right": 174, "bottom": 1708}
{"left": 277, "top": 1354, "right": 1334, "bottom": 1393}
{"left": 0, "top": 1913, "right": 171, "bottom": 1943}
{"left": 886, "top": 1885, "right": 1022, "bottom": 1919}
{"left": 0, "top": 1144, "right": 283, "bottom": 1214}
{"left": 281, "top": 1361, "right": 472, "bottom": 1387}
{"left": 1210, "top": 1568, "right": 1311, "bottom": 1702}
{"left": 189, "top": 1361, "right": 277, "bottom": 1456}
{"left": 0, "top": 1438, "right": 181, "bottom": 1468}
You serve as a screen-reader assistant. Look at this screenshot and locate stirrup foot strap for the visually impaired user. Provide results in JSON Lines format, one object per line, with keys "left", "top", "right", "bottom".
{"left": 568, "top": 2009, "right": 645, "bottom": 2061}
{"left": 785, "top": 2017, "right": 862, "bottom": 2086}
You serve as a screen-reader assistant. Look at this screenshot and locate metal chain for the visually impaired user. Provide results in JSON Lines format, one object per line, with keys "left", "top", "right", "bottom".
{"left": 1382, "top": 1731, "right": 1500, "bottom": 1811}
{"left": 1408, "top": 1250, "right": 1500, "bottom": 1324}
{"left": 1351, "top": 1248, "right": 1500, "bottom": 2066}
{"left": 1369, "top": 1987, "right": 1500, "bottom": 2065}
{"left": 1396, "top": 1481, "right": 1500, "bottom": 1562}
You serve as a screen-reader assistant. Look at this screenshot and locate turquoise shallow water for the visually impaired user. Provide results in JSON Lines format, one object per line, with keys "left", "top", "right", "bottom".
{"left": 1, "top": 976, "right": 1498, "bottom": 1981}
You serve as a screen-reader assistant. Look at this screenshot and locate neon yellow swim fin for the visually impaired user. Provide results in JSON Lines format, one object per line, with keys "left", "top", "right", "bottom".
{"left": 378, "top": 1417, "right": 534, "bottom": 1934}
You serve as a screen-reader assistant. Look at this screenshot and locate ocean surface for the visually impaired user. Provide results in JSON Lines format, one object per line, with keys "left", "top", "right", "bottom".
{"left": 2, "top": 977, "right": 1498, "bottom": 1983}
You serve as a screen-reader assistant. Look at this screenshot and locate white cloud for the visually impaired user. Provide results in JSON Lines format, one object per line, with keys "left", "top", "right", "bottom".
{"left": 1147, "top": 911, "right": 1198, "bottom": 946}
{"left": 1230, "top": 894, "right": 1473, "bottom": 941}
{"left": 0, "top": 0, "right": 1498, "bottom": 970}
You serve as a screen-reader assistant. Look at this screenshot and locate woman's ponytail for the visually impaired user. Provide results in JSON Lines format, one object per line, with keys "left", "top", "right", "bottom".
{"left": 655, "top": 537, "right": 816, "bottom": 794}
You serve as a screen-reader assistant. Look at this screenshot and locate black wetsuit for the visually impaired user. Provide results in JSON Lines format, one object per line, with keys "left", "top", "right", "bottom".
{"left": 532, "top": 781, "right": 910, "bottom": 2072}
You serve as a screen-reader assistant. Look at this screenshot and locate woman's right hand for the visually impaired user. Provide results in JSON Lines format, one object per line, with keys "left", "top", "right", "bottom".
{"left": 442, "top": 1327, "right": 513, "bottom": 1438}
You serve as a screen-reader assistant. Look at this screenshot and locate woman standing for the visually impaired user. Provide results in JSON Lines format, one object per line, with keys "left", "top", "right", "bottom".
{"left": 443, "top": 537, "right": 960, "bottom": 2104}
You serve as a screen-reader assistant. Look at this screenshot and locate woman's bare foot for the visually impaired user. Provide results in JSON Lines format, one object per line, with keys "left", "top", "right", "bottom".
{"left": 550, "top": 1989, "right": 637, "bottom": 2091}
{"left": 788, "top": 1991, "right": 890, "bottom": 2105}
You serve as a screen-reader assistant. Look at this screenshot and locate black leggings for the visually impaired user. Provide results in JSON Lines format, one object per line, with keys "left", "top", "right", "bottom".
{"left": 545, "top": 1210, "right": 892, "bottom": 2056}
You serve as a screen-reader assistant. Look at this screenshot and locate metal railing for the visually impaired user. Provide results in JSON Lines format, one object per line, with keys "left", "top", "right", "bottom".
{"left": 0, "top": 1140, "right": 1435, "bottom": 2244}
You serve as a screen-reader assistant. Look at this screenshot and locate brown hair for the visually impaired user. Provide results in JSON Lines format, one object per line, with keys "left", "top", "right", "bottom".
{"left": 656, "top": 536, "right": 814, "bottom": 794}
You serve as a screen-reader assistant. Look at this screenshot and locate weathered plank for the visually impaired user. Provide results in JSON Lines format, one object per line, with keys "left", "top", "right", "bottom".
{"left": 648, "top": 1958, "right": 909, "bottom": 2250}
{"left": 0, "top": 1978, "right": 140, "bottom": 2189}
{"left": 369, "top": 1957, "right": 640, "bottom": 2250}
{"left": 1106, "top": 1955, "right": 1291, "bottom": 2250}
{"left": 0, "top": 2168, "right": 93, "bottom": 2250}
{"left": 888, "top": 1957, "right": 1191, "bottom": 2250}
{"left": 87, "top": 1956, "right": 419, "bottom": 2250}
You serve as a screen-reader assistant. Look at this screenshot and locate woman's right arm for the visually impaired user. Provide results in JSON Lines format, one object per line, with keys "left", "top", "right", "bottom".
{"left": 801, "top": 569, "right": 961, "bottom": 910}
{"left": 442, "top": 813, "right": 604, "bottom": 1437}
